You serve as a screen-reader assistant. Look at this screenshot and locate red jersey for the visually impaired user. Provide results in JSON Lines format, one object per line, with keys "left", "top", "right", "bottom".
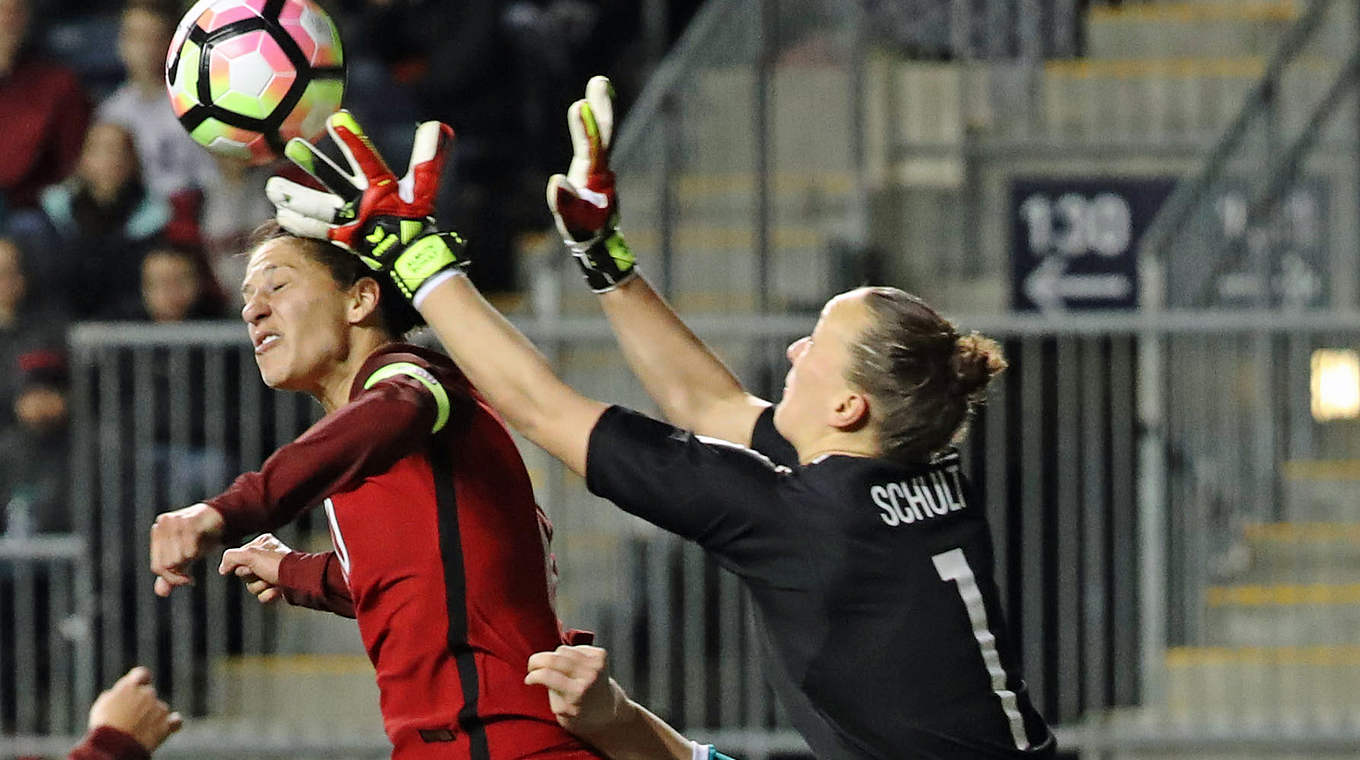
{"left": 67, "top": 727, "right": 148, "bottom": 760}
{"left": 208, "top": 344, "right": 600, "bottom": 759}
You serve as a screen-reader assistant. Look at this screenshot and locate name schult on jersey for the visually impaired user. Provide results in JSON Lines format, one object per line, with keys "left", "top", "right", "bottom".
{"left": 869, "top": 465, "right": 968, "bottom": 527}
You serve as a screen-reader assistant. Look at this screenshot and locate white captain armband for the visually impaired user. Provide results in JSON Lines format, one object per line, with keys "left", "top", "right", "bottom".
{"left": 363, "top": 362, "right": 451, "bottom": 433}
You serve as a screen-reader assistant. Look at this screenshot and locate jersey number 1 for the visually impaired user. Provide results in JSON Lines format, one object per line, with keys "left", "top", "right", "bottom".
{"left": 932, "top": 548, "right": 1031, "bottom": 751}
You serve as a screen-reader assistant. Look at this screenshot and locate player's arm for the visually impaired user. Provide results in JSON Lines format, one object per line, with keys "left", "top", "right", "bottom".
{"left": 548, "top": 77, "right": 767, "bottom": 445}
{"left": 526, "top": 645, "right": 734, "bottom": 760}
{"left": 150, "top": 368, "right": 444, "bottom": 596}
{"left": 417, "top": 277, "right": 606, "bottom": 475}
{"left": 70, "top": 667, "right": 182, "bottom": 760}
{"left": 267, "top": 113, "right": 607, "bottom": 476}
{"left": 218, "top": 534, "right": 356, "bottom": 618}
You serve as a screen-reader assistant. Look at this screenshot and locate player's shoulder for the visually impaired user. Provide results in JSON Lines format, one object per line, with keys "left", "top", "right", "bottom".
{"left": 597, "top": 406, "right": 791, "bottom": 477}
{"left": 354, "top": 343, "right": 468, "bottom": 397}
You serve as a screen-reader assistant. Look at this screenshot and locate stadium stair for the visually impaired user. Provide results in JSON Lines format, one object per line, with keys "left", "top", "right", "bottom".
{"left": 197, "top": 534, "right": 386, "bottom": 743}
{"left": 1105, "top": 459, "right": 1360, "bottom": 758}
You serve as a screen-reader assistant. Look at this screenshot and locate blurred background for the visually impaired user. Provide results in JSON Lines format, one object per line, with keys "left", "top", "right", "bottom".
{"left": 3, "top": 0, "right": 1360, "bottom": 757}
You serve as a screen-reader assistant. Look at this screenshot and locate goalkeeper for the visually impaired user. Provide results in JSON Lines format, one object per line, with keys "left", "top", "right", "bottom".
{"left": 264, "top": 80, "right": 1054, "bottom": 759}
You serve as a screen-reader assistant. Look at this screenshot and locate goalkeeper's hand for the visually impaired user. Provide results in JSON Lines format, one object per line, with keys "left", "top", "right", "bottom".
{"left": 547, "top": 76, "right": 636, "bottom": 293}
{"left": 264, "top": 110, "right": 469, "bottom": 302}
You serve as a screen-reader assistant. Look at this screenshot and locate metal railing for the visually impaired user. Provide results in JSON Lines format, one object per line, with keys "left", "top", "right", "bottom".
{"left": 1139, "top": 0, "right": 1360, "bottom": 311}
{"left": 0, "top": 310, "right": 1355, "bottom": 757}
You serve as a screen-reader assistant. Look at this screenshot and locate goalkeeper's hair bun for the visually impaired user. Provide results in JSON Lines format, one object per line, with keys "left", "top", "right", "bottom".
{"left": 949, "top": 332, "right": 1007, "bottom": 398}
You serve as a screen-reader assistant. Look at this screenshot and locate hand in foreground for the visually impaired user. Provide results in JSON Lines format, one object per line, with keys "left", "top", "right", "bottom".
{"left": 524, "top": 644, "right": 627, "bottom": 739}
{"left": 149, "top": 502, "right": 224, "bottom": 597}
{"left": 219, "top": 532, "right": 293, "bottom": 604}
{"left": 546, "top": 75, "right": 635, "bottom": 292}
{"left": 88, "top": 666, "right": 183, "bottom": 752}
{"left": 265, "top": 110, "right": 467, "bottom": 301}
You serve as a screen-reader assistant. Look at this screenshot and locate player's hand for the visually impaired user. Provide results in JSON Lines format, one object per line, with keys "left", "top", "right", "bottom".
{"left": 524, "top": 644, "right": 628, "bottom": 738}
{"left": 149, "top": 502, "right": 224, "bottom": 597}
{"left": 265, "top": 110, "right": 469, "bottom": 301}
{"left": 547, "top": 75, "right": 636, "bottom": 293}
{"left": 219, "top": 533, "right": 292, "bottom": 604}
{"left": 87, "top": 666, "right": 183, "bottom": 752}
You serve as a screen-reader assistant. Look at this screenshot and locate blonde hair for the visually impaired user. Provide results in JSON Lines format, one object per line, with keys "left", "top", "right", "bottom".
{"left": 846, "top": 287, "right": 1007, "bottom": 464}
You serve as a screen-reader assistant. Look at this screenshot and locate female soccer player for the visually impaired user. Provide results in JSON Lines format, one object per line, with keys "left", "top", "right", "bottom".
{"left": 147, "top": 216, "right": 604, "bottom": 759}
{"left": 266, "top": 89, "right": 1056, "bottom": 758}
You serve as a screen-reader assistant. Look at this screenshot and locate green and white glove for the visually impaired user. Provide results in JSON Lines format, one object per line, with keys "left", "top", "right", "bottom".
{"left": 546, "top": 76, "right": 636, "bottom": 293}
{"left": 264, "top": 110, "right": 468, "bottom": 302}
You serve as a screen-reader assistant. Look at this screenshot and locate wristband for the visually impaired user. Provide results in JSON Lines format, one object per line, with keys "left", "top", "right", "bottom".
{"left": 570, "top": 229, "right": 636, "bottom": 292}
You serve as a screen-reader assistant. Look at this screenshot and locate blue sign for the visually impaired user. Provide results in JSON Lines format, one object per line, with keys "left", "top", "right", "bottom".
{"left": 1011, "top": 177, "right": 1176, "bottom": 312}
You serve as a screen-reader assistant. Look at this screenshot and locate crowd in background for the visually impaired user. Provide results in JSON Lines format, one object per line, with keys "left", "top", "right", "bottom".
{"left": 0, "top": 0, "right": 702, "bottom": 538}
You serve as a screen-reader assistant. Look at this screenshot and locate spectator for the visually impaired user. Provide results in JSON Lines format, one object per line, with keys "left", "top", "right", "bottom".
{"left": 99, "top": 0, "right": 216, "bottom": 202}
{"left": 0, "top": 0, "right": 92, "bottom": 210}
{"left": 114, "top": 244, "right": 225, "bottom": 322}
{"left": 0, "top": 348, "right": 70, "bottom": 536}
{"left": 35, "top": 121, "right": 170, "bottom": 318}
{"left": 0, "top": 235, "right": 66, "bottom": 428}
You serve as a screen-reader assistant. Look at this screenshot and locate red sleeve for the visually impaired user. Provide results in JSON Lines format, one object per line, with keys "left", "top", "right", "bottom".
{"left": 277, "top": 551, "right": 355, "bottom": 618}
{"left": 205, "top": 374, "right": 441, "bottom": 538}
{"left": 68, "top": 727, "right": 149, "bottom": 760}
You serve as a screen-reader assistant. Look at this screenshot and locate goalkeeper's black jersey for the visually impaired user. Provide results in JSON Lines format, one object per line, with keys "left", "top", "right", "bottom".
{"left": 586, "top": 406, "right": 1055, "bottom": 760}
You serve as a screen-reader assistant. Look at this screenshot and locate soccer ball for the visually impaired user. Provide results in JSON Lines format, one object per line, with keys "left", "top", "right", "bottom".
{"left": 165, "top": 0, "right": 345, "bottom": 166}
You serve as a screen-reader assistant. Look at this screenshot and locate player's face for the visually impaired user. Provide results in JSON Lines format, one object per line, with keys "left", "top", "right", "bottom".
{"left": 774, "top": 289, "right": 872, "bottom": 449}
{"left": 240, "top": 239, "right": 356, "bottom": 394}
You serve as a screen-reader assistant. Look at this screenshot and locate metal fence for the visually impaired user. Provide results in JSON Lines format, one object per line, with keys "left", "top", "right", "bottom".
{"left": 0, "top": 310, "right": 1356, "bottom": 757}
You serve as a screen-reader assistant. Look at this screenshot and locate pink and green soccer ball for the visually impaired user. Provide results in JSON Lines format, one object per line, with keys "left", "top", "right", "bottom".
{"left": 165, "top": 0, "right": 345, "bottom": 166}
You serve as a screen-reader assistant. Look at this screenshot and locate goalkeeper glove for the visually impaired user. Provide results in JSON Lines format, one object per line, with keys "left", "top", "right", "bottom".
{"left": 546, "top": 76, "right": 636, "bottom": 293}
{"left": 264, "top": 110, "right": 468, "bottom": 302}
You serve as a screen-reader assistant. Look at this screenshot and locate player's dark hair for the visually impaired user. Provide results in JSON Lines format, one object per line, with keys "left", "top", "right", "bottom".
{"left": 845, "top": 287, "right": 1006, "bottom": 464}
{"left": 246, "top": 221, "right": 426, "bottom": 339}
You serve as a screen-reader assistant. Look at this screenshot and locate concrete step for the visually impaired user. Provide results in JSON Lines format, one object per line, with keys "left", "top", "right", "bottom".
{"left": 1283, "top": 460, "right": 1360, "bottom": 522}
{"left": 1241, "top": 522, "right": 1360, "bottom": 578}
{"left": 1028, "top": 56, "right": 1340, "bottom": 142}
{"left": 1202, "top": 582, "right": 1360, "bottom": 646}
{"left": 1166, "top": 645, "right": 1360, "bottom": 718}
{"left": 683, "top": 65, "right": 854, "bottom": 174}
{"left": 210, "top": 653, "right": 384, "bottom": 733}
{"left": 1069, "top": 703, "right": 1360, "bottom": 759}
{"left": 1086, "top": 1, "right": 1302, "bottom": 60}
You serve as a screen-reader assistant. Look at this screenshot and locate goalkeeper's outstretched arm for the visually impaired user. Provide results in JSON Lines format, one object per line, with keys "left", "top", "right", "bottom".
{"left": 547, "top": 77, "right": 768, "bottom": 445}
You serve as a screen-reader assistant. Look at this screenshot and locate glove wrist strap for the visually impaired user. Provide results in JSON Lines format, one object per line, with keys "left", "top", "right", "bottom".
{"left": 391, "top": 232, "right": 469, "bottom": 301}
{"left": 571, "top": 229, "right": 636, "bottom": 293}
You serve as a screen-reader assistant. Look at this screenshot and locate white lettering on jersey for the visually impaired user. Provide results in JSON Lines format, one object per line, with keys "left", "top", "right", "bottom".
{"left": 869, "top": 465, "right": 968, "bottom": 527}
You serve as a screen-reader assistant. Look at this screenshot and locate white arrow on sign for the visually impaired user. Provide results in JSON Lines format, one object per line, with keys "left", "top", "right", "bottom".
{"left": 1023, "top": 256, "right": 1133, "bottom": 313}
